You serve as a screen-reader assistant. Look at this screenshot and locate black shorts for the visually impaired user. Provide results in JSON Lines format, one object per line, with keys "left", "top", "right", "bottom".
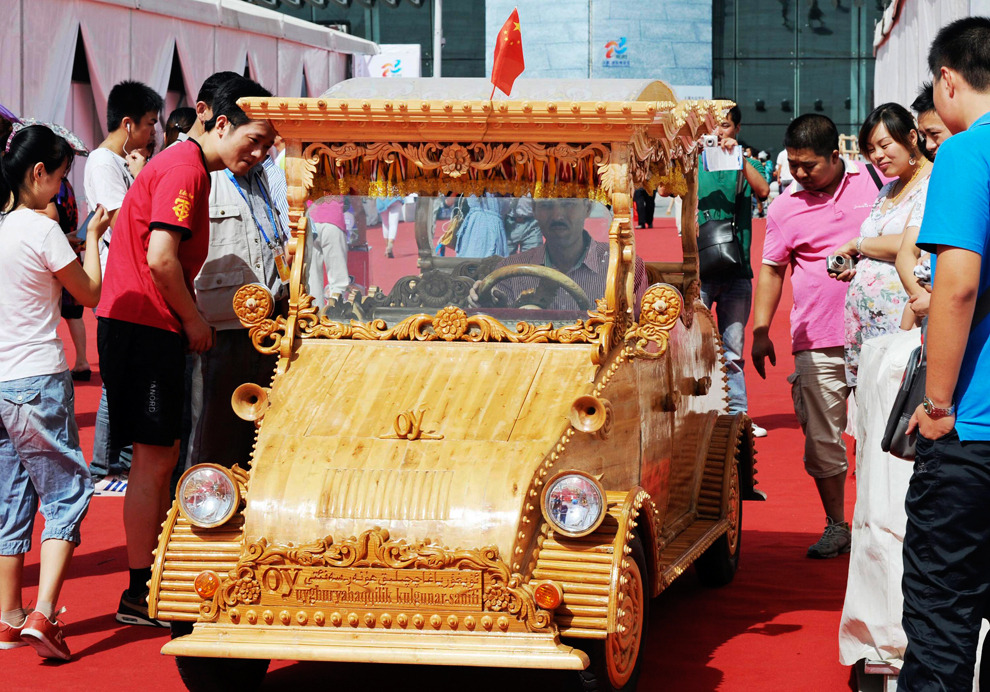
{"left": 60, "top": 289, "right": 84, "bottom": 320}
{"left": 97, "top": 317, "right": 185, "bottom": 448}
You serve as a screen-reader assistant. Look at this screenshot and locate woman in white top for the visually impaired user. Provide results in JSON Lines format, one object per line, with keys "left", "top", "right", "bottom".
{"left": 832, "top": 104, "right": 931, "bottom": 671}
{"left": 0, "top": 125, "right": 109, "bottom": 660}
{"left": 830, "top": 103, "right": 932, "bottom": 387}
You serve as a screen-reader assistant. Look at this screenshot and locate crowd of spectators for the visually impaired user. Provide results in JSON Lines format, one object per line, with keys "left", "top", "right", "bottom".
{"left": 0, "top": 70, "right": 278, "bottom": 659}
{"left": 1, "top": 17, "right": 990, "bottom": 691}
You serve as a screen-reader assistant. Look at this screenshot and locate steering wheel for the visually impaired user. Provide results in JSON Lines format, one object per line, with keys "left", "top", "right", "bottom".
{"left": 475, "top": 264, "right": 593, "bottom": 310}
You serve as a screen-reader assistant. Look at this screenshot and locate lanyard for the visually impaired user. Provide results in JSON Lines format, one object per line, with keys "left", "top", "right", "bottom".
{"left": 224, "top": 170, "right": 282, "bottom": 247}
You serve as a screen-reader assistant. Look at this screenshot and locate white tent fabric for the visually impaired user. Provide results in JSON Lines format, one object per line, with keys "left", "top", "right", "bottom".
{"left": 130, "top": 13, "right": 182, "bottom": 96}
{"left": 873, "top": 0, "right": 970, "bottom": 108}
{"left": 0, "top": 0, "right": 23, "bottom": 118}
{"left": 174, "top": 20, "right": 219, "bottom": 106}
{"left": 278, "top": 41, "right": 308, "bottom": 98}
{"left": 79, "top": 1, "right": 134, "bottom": 138}
{"left": 2, "top": 0, "right": 377, "bottom": 129}
{"left": 21, "top": 0, "right": 82, "bottom": 127}
{"left": 302, "top": 47, "right": 331, "bottom": 97}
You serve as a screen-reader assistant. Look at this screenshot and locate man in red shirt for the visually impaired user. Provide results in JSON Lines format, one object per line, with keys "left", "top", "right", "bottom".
{"left": 96, "top": 77, "right": 277, "bottom": 626}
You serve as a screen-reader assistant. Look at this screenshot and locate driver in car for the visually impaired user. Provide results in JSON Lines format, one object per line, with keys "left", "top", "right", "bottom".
{"left": 470, "top": 198, "right": 647, "bottom": 310}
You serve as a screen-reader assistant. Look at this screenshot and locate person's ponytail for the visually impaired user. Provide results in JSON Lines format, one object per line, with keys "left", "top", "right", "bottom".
{"left": 0, "top": 125, "right": 74, "bottom": 212}
{"left": 0, "top": 147, "right": 15, "bottom": 213}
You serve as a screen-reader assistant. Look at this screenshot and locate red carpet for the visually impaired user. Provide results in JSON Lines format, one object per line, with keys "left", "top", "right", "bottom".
{"left": 8, "top": 217, "right": 858, "bottom": 691}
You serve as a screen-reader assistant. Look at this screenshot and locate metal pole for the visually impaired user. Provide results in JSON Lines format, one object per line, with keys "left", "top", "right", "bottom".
{"left": 433, "top": 0, "right": 443, "bottom": 78}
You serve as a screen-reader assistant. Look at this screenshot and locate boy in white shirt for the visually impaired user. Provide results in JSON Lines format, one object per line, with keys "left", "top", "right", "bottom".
{"left": 84, "top": 81, "right": 163, "bottom": 483}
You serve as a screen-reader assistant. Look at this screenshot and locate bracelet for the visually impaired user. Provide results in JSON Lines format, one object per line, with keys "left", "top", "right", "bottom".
{"left": 855, "top": 237, "right": 864, "bottom": 256}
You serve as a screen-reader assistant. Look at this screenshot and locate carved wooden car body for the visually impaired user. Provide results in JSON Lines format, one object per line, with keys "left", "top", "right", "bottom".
{"left": 150, "top": 79, "right": 759, "bottom": 692}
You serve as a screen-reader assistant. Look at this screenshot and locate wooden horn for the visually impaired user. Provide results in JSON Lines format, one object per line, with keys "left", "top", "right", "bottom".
{"left": 569, "top": 395, "right": 608, "bottom": 433}
{"left": 231, "top": 383, "right": 270, "bottom": 422}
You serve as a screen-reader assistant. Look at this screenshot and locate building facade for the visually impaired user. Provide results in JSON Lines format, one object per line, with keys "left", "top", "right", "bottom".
{"left": 714, "top": 0, "right": 885, "bottom": 155}
{"left": 486, "top": 0, "right": 712, "bottom": 99}
{"left": 250, "top": 0, "right": 486, "bottom": 78}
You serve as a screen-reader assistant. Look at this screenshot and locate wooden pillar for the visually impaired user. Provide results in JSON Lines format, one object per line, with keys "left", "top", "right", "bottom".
{"left": 278, "top": 137, "right": 310, "bottom": 373}
{"left": 680, "top": 165, "right": 699, "bottom": 286}
{"left": 606, "top": 142, "right": 635, "bottom": 349}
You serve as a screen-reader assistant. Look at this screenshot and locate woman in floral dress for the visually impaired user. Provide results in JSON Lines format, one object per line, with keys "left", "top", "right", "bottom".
{"left": 830, "top": 103, "right": 931, "bottom": 387}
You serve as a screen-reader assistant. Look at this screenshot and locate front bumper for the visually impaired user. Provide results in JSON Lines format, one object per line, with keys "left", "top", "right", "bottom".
{"left": 163, "top": 623, "right": 589, "bottom": 669}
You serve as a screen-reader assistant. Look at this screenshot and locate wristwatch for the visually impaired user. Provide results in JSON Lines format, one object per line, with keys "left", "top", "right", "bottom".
{"left": 922, "top": 396, "right": 956, "bottom": 419}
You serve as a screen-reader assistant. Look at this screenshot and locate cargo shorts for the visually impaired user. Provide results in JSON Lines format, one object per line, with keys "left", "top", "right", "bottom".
{"left": 788, "top": 347, "right": 851, "bottom": 479}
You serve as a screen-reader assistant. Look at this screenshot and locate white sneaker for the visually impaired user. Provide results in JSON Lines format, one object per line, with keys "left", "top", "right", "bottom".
{"left": 751, "top": 423, "right": 768, "bottom": 438}
{"left": 94, "top": 474, "right": 128, "bottom": 497}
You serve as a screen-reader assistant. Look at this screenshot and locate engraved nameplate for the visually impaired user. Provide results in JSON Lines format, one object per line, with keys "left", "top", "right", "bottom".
{"left": 255, "top": 566, "right": 484, "bottom": 610}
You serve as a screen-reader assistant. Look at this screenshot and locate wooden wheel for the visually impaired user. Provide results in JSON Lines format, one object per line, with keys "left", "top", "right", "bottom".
{"left": 573, "top": 536, "right": 649, "bottom": 692}
{"left": 171, "top": 622, "right": 270, "bottom": 692}
{"left": 606, "top": 548, "right": 646, "bottom": 689}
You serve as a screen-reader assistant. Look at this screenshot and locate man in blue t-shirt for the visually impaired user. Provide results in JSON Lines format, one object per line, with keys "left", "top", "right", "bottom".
{"left": 901, "top": 16, "right": 990, "bottom": 691}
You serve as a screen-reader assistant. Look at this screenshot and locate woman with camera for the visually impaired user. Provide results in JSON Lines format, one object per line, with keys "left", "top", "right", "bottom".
{"left": 829, "top": 103, "right": 931, "bottom": 387}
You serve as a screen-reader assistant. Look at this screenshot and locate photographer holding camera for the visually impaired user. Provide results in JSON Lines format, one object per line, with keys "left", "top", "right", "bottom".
{"left": 828, "top": 103, "right": 931, "bottom": 388}
{"left": 696, "top": 105, "right": 769, "bottom": 435}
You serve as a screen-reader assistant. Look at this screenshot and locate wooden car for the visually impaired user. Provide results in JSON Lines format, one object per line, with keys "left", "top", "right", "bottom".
{"left": 150, "top": 79, "right": 759, "bottom": 692}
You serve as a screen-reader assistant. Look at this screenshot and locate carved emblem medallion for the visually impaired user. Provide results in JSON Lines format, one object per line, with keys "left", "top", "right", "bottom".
{"left": 624, "top": 283, "right": 683, "bottom": 359}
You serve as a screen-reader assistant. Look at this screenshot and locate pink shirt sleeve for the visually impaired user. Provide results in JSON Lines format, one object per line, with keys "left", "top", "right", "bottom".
{"left": 762, "top": 213, "right": 790, "bottom": 266}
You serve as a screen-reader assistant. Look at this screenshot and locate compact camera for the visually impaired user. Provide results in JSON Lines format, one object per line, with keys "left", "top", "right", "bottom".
{"left": 702, "top": 134, "right": 718, "bottom": 148}
{"left": 826, "top": 254, "right": 856, "bottom": 274}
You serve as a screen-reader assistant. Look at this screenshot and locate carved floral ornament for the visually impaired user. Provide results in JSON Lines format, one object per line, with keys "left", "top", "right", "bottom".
{"left": 232, "top": 264, "right": 685, "bottom": 367}
{"left": 201, "top": 527, "right": 553, "bottom": 633}
{"left": 301, "top": 140, "right": 616, "bottom": 203}
{"left": 623, "top": 284, "right": 683, "bottom": 359}
{"left": 438, "top": 143, "right": 471, "bottom": 178}
{"left": 234, "top": 286, "right": 615, "bottom": 356}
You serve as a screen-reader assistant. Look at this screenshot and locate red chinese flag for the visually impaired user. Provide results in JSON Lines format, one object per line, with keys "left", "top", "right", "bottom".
{"left": 491, "top": 8, "right": 525, "bottom": 96}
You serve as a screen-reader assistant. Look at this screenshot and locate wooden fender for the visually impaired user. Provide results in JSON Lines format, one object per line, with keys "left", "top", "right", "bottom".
{"left": 148, "top": 465, "right": 251, "bottom": 622}
{"left": 699, "top": 414, "right": 755, "bottom": 518}
{"left": 532, "top": 487, "right": 658, "bottom": 640}
{"left": 608, "top": 488, "right": 659, "bottom": 624}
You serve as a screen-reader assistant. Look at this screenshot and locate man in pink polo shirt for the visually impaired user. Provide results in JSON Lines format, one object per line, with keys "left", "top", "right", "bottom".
{"left": 751, "top": 114, "right": 881, "bottom": 559}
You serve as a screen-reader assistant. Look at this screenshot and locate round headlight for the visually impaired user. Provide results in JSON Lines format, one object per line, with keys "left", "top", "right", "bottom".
{"left": 541, "top": 471, "right": 607, "bottom": 538}
{"left": 177, "top": 464, "right": 239, "bottom": 528}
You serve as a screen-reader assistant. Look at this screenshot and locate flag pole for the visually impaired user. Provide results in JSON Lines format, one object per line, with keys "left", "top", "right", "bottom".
{"left": 433, "top": 0, "right": 443, "bottom": 77}
{"left": 490, "top": 84, "right": 497, "bottom": 101}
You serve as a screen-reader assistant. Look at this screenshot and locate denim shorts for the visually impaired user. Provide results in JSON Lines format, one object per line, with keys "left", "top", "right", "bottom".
{"left": 0, "top": 371, "right": 94, "bottom": 555}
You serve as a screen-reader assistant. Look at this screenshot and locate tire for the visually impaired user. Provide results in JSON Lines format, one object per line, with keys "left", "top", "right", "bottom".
{"left": 570, "top": 535, "right": 650, "bottom": 692}
{"left": 171, "top": 621, "right": 270, "bottom": 692}
{"left": 695, "top": 461, "right": 742, "bottom": 588}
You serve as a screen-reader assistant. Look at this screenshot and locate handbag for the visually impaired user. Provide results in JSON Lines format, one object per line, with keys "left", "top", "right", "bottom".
{"left": 880, "top": 340, "right": 926, "bottom": 460}
{"left": 437, "top": 197, "right": 465, "bottom": 249}
{"left": 882, "top": 288, "right": 990, "bottom": 460}
{"left": 697, "top": 170, "right": 746, "bottom": 281}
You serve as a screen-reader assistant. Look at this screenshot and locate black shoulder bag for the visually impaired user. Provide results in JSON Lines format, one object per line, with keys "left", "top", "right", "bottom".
{"left": 882, "top": 289, "right": 990, "bottom": 460}
{"left": 697, "top": 170, "right": 746, "bottom": 281}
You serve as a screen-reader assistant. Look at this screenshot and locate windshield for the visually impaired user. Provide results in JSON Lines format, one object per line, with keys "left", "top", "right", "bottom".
{"left": 303, "top": 193, "right": 626, "bottom": 328}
